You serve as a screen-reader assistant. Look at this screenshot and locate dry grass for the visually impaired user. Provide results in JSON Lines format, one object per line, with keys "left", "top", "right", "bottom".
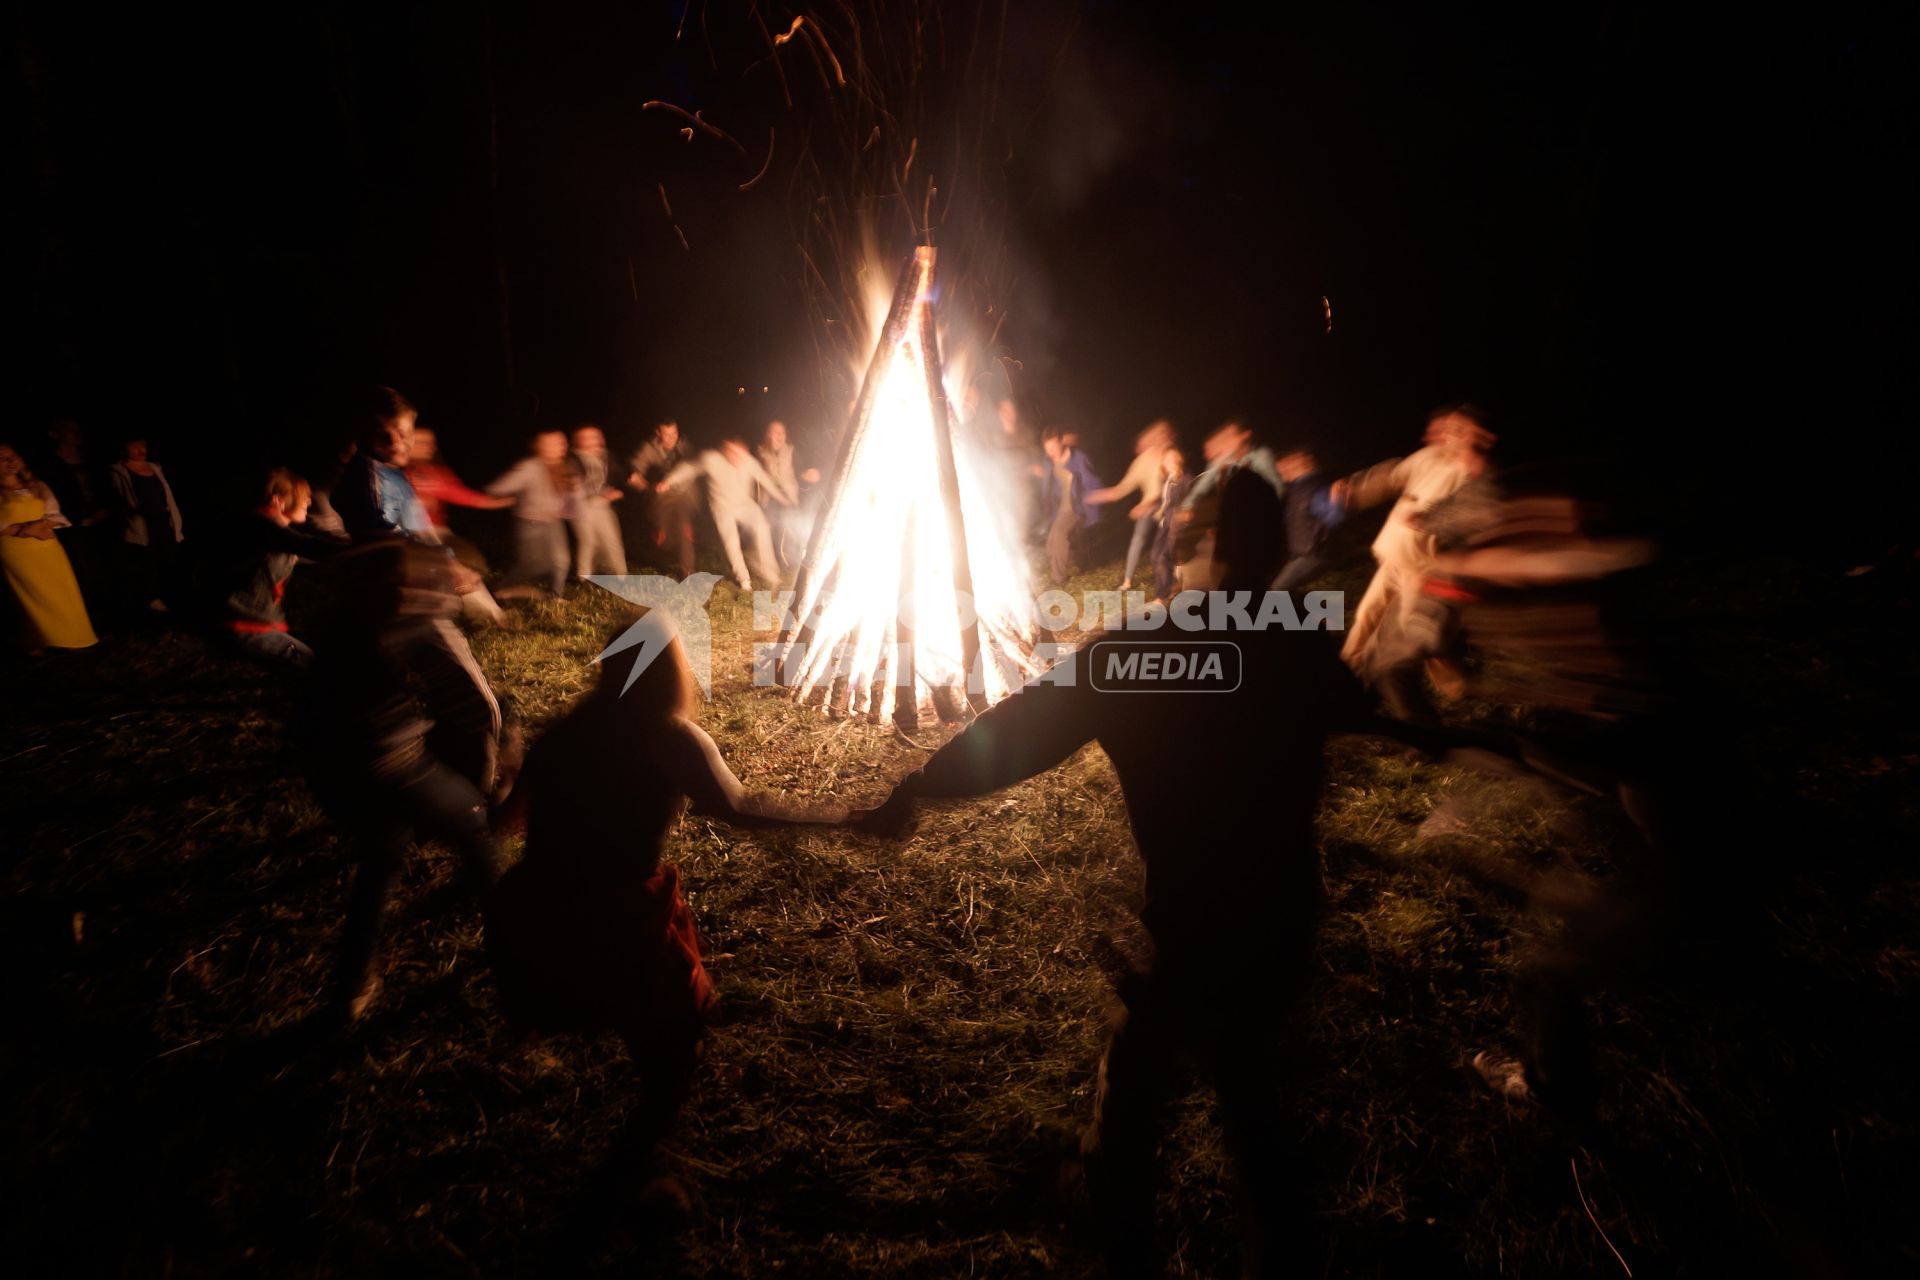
{"left": 3, "top": 550, "right": 1917, "bottom": 1276}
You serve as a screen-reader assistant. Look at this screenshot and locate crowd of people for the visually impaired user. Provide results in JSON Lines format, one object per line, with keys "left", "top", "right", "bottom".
{"left": 5, "top": 386, "right": 1695, "bottom": 1275}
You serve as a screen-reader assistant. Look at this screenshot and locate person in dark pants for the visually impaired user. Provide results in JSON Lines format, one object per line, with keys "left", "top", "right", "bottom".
{"left": 628, "top": 421, "right": 697, "bottom": 578}
{"left": 107, "top": 437, "right": 185, "bottom": 616}
{"left": 210, "top": 468, "right": 347, "bottom": 671}
{"left": 856, "top": 470, "right": 1449, "bottom": 1277}
{"left": 40, "top": 418, "right": 114, "bottom": 620}
{"left": 1038, "top": 427, "right": 1102, "bottom": 586}
{"left": 489, "top": 615, "right": 848, "bottom": 1225}
{"left": 1271, "top": 444, "right": 1347, "bottom": 592}
{"left": 301, "top": 540, "right": 506, "bottom": 1023}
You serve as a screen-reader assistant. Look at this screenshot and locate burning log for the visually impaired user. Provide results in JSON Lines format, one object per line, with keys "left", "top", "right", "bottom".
{"left": 772, "top": 247, "right": 1039, "bottom": 725}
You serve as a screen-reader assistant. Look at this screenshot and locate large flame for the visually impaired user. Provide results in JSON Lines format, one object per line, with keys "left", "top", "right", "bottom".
{"left": 778, "top": 256, "right": 1040, "bottom": 722}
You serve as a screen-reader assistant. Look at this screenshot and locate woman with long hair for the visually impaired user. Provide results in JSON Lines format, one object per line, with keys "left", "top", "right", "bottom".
{"left": 487, "top": 613, "right": 846, "bottom": 1204}
{"left": 0, "top": 442, "right": 98, "bottom": 654}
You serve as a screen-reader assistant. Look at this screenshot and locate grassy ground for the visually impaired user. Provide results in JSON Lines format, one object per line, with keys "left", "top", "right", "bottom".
{"left": 3, "top": 544, "right": 1917, "bottom": 1277}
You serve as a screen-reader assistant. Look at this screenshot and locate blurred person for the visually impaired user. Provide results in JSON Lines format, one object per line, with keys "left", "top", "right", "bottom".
{"left": 333, "top": 387, "right": 436, "bottom": 545}
{"left": 107, "top": 436, "right": 185, "bottom": 615}
{"left": 856, "top": 470, "right": 1424, "bottom": 1278}
{"left": 1148, "top": 447, "right": 1192, "bottom": 602}
{"left": 1174, "top": 421, "right": 1284, "bottom": 591}
{"left": 208, "top": 469, "right": 347, "bottom": 671}
{"left": 304, "top": 438, "right": 358, "bottom": 539}
{"left": 1181, "top": 419, "right": 1284, "bottom": 511}
{"left": 569, "top": 424, "right": 627, "bottom": 579}
{"left": 0, "top": 442, "right": 98, "bottom": 654}
{"left": 1338, "top": 404, "right": 1495, "bottom": 720}
{"left": 657, "top": 439, "right": 792, "bottom": 591}
{"left": 487, "top": 614, "right": 849, "bottom": 1209}
{"left": 755, "top": 420, "right": 819, "bottom": 569}
{"left": 1403, "top": 462, "right": 1721, "bottom": 1144}
{"left": 628, "top": 421, "right": 696, "bottom": 578}
{"left": 985, "top": 397, "right": 1043, "bottom": 551}
{"left": 1087, "top": 420, "right": 1175, "bottom": 591}
{"left": 1272, "top": 444, "right": 1347, "bottom": 592}
{"left": 1039, "top": 428, "right": 1103, "bottom": 587}
{"left": 40, "top": 418, "right": 113, "bottom": 617}
{"left": 404, "top": 425, "right": 511, "bottom": 625}
{"left": 300, "top": 540, "right": 506, "bottom": 1024}
{"left": 488, "top": 431, "right": 580, "bottom": 599}
{"left": 405, "top": 426, "right": 514, "bottom": 538}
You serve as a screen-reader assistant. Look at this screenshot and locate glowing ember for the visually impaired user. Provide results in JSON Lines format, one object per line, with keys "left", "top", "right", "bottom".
{"left": 774, "top": 249, "right": 1041, "bottom": 725}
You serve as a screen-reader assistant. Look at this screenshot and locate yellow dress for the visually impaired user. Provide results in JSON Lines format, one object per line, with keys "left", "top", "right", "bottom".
{"left": 1, "top": 487, "right": 98, "bottom": 650}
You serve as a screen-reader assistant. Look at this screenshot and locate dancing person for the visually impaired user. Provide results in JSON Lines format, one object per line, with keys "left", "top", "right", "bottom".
{"left": 488, "top": 613, "right": 848, "bottom": 1213}
{"left": 984, "top": 397, "right": 1043, "bottom": 553}
{"left": 1272, "top": 444, "right": 1347, "bottom": 591}
{"left": 856, "top": 471, "right": 1398, "bottom": 1278}
{"left": 404, "top": 425, "right": 511, "bottom": 625}
{"left": 108, "top": 436, "right": 185, "bottom": 615}
{"left": 1338, "top": 404, "right": 1495, "bottom": 720}
{"left": 40, "top": 418, "right": 113, "bottom": 617}
{"left": 488, "top": 431, "right": 579, "bottom": 599}
{"left": 1087, "top": 420, "right": 1175, "bottom": 591}
{"left": 333, "top": 387, "right": 437, "bottom": 545}
{"left": 569, "top": 424, "right": 627, "bottom": 579}
{"left": 1148, "top": 447, "right": 1191, "bottom": 602}
{"left": 628, "top": 421, "right": 696, "bottom": 578}
{"left": 210, "top": 469, "right": 347, "bottom": 671}
{"left": 755, "top": 420, "right": 818, "bottom": 569}
{"left": 657, "top": 440, "right": 792, "bottom": 591}
{"left": 0, "top": 442, "right": 98, "bottom": 654}
{"left": 1039, "top": 428, "right": 1102, "bottom": 587}
{"left": 1173, "top": 421, "right": 1283, "bottom": 591}
{"left": 406, "top": 426, "right": 514, "bottom": 539}
{"left": 301, "top": 540, "right": 506, "bottom": 1024}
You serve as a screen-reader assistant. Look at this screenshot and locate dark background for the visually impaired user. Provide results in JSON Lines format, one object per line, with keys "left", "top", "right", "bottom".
{"left": 9, "top": 2, "right": 1913, "bottom": 554}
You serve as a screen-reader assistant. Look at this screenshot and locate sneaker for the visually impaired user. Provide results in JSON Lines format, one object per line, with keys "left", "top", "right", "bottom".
{"left": 1471, "top": 1049, "right": 1536, "bottom": 1104}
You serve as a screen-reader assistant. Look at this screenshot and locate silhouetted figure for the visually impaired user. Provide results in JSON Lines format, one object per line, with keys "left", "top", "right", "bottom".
{"left": 300, "top": 541, "right": 505, "bottom": 1023}
{"left": 488, "top": 617, "right": 846, "bottom": 1214}
{"left": 1408, "top": 463, "right": 1700, "bottom": 1133}
{"left": 40, "top": 418, "right": 113, "bottom": 619}
{"left": 859, "top": 471, "right": 1402, "bottom": 1278}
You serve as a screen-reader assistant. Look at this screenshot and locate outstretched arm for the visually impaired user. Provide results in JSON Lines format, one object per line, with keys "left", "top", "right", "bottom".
{"left": 863, "top": 658, "right": 1101, "bottom": 833}
{"left": 662, "top": 716, "right": 849, "bottom": 828}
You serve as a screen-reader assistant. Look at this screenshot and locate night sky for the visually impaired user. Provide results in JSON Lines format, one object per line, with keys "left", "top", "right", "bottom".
{"left": 12, "top": 2, "right": 1912, "bottom": 552}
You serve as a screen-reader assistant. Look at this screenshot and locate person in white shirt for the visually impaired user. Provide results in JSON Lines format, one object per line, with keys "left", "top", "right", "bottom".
{"left": 1338, "top": 404, "right": 1495, "bottom": 714}
{"left": 658, "top": 440, "right": 794, "bottom": 590}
